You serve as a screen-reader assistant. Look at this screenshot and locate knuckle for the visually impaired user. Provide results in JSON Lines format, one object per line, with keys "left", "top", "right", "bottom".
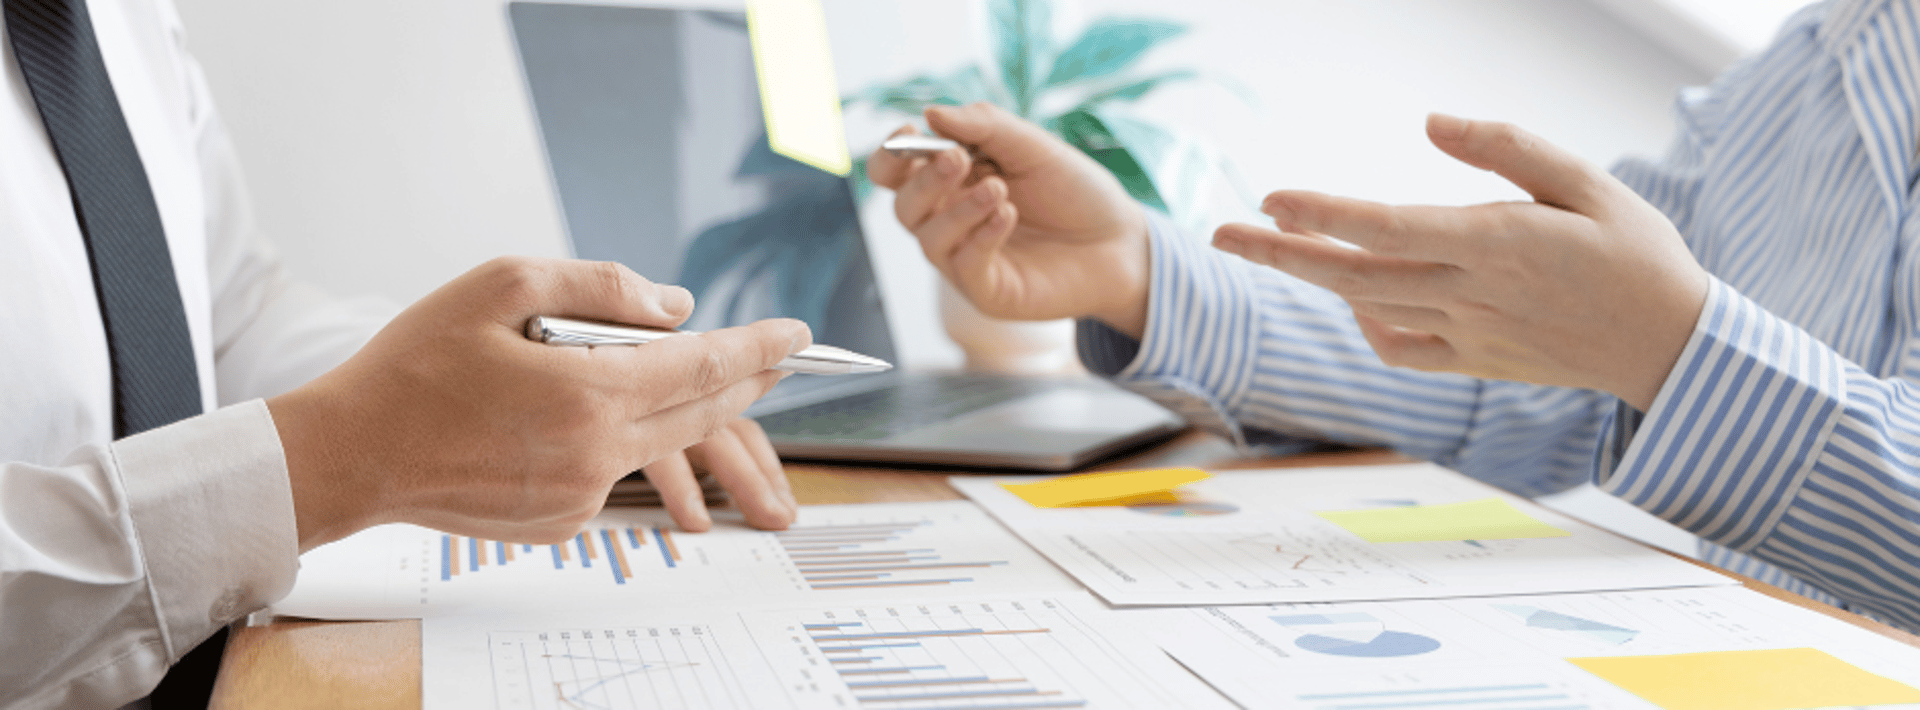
{"left": 590, "top": 260, "right": 645, "bottom": 303}
{"left": 484, "top": 256, "right": 549, "bottom": 299}
{"left": 1482, "top": 121, "right": 1531, "bottom": 153}
{"left": 692, "top": 347, "right": 732, "bottom": 393}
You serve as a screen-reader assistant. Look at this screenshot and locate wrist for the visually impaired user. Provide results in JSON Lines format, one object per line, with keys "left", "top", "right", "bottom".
{"left": 269, "top": 383, "right": 381, "bottom": 551}
{"left": 1615, "top": 269, "right": 1711, "bottom": 412}
{"left": 1089, "top": 209, "right": 1153, "bottom": 340}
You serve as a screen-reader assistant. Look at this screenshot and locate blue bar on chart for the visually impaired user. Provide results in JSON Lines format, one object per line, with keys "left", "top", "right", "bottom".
{"left": 805, "top": 621, "right": 1085, "bottom": 709}
{"left": 772, "top": 521, "right": 1005, "bottom": 590}
{"left": 438, "top": 525, "right": 665, "bottom": 584}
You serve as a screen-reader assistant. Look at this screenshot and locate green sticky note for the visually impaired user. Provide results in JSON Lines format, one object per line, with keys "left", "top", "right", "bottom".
{"left": 1569, "top": 648, "right": 1920, "bottom": 710}
{"left": 746, "top": 0, "right": 852, "bottom": 176}
{"left": 1315, "top": 497, "right": 1570, "bottom": 543}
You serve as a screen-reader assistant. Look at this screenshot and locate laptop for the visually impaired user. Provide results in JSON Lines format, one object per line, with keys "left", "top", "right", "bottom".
{"left": 506, "top": 1, "right": 1184, "bottom": 470}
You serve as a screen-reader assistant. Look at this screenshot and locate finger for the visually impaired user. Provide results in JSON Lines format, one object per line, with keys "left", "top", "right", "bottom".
{"left": 1346, "top": 299, "right": 1452, "bottom": 333}
{"left": 1425, "top": 113, "right": 1607, "bottom": 213}
{"left": 1213, "top": 223, "right": 1453, "bottom": 306}
{"left": 867, "top": 124, "right": 924, "bottom": 188}
{"left": 626, "top": 368, "right": 788, "bottom": 474}
{"left": 728, "top": 418, "right": 794, "bottom": 510}
{"left": 641, "top": 451, "right": 711, "bottom": 532}
{"left": 925, "top": 102, "right": 1070, "bottom": 176}
{"left": 948, "top": 202, "right": 1018, "bottom": 286}
{"left": 892, "top": 146, "right": 975, "bottom": 231}
{"left": 915, "top": 176, "right": 1010, "bottom": 271}
{"left": 1353, "top": 313, "right": 1457, "bottom": 372}
{"left": 1258, "top": 191, "right": 1483, "bottom": 263}
{"left": 598, "top": 318, "right": 811, "bottom": 415}
{"left": 687, "top": 423, "right": 795, "bottom": 530}
{"left": 479, "top": 257, "right": 695, "bottom": 331}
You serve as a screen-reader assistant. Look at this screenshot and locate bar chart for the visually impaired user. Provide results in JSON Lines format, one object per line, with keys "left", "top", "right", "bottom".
{"left": 280, "top": 502, "right": 1082, "bottom": 620}
{"left": 440, "top": 526, "right": 683, "bottom": 586}
{"left": 740, "top": 597, "right": 1225, "bottom": 709}
{"left": 772, "top": 521, "right": 1009, "bottom": 591}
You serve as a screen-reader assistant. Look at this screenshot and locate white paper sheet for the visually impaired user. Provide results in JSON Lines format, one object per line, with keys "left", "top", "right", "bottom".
{"left": 1130, "top": 586, "right": 1920, "bottom": 709}
{"left": 951, "top": 463, "right": 1732, "bottom": 606}
{"left": 421, "top": 592, "right": 1234, "bottom": 710}
{"left": 278, "top": 501, "right": 1080, "bottom": 619}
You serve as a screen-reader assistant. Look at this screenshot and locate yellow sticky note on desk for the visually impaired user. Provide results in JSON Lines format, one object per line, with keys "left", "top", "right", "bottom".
{"left": 1568, "top": 648, "right": 1920, "bottom": 710}
{"left": 746, "top": 0, "right": 852, "bottom": 176}
{"left": 1001, "top": 468, "right": 1211, "bottom": 508}
{"left": 1315, "top": 497, "right": 1569, "bottom": 543}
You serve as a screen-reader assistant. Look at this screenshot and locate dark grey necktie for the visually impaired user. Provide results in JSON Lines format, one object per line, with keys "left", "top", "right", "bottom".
{"left": 6, "top": 0, "right": 218, "bottom": 705}
{"left": 6, "top": 0, "right": 202, "bottom": 438}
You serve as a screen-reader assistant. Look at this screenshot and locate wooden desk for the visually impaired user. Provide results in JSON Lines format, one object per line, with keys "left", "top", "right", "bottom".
{"left": 209, "top": 434, "right": 1920, "bottom": 709}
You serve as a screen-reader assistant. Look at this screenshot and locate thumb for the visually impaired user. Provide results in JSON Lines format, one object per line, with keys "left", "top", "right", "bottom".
{"left": 1425, "top": 113, "right": 1606, "bottom": 213}
{"left": 926, "top": 102, "right": 1066, "bottom": 175}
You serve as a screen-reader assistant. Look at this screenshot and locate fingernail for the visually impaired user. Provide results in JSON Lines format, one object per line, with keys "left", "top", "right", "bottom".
{"left": 938, "top": 152, "right": 962, "bottom": 177}
{"left": 1429, "top": 112, "right": 1468, "bottom": 140}
{"left": 660, "top": 285, "right": 694, "bottom": 314}
{"left": 1261, "top": 195, "right": 1293, "bottom": 222}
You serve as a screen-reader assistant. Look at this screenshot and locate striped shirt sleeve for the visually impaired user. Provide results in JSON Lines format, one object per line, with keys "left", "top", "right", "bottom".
{"left": 1598, "top": 278, "right": 1920, "bottom": 627}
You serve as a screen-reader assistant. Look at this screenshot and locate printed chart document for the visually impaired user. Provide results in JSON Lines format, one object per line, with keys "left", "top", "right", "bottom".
{"left": 1131, "top": 586, "right": 1920, "bottom": 710}
{"left": 421, "top": 592, "right": 1233, "bottom": 710}
{"left": 277, "top": 501, "right": 1079, "bottom": 619}
{"left": 952, "top": 463, "right": 1731, "bottom": 606}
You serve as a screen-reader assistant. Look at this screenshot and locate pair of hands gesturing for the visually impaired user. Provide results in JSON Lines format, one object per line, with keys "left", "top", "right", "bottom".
{"left": 870, "top": 104, "right": 1708, "bottom": 412}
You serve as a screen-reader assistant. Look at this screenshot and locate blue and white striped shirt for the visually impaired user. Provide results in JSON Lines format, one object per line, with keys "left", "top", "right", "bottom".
{"left": 1080, "top": 0, "right": 1920, "bottom": 629}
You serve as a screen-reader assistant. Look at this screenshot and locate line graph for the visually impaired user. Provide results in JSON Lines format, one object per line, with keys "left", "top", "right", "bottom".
{"left": 489, "top": 626, "right": 748, "bottom": 710}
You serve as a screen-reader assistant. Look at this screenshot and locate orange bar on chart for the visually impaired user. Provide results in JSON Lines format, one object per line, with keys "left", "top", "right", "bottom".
{"left": 660, "top": 527, "right": 683, "bottom": 562}
{"left": 607, "top": 531, "right": 633, "bottom": 580}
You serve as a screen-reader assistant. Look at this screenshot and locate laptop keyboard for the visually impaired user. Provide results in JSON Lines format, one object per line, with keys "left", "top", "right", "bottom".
{"left": 756, "top": 374, "right": 1045, "bottom": 440}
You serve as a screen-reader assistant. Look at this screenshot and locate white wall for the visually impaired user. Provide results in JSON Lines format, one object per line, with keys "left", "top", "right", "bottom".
{"left": 172, "top": 0, "right": 1710, "bottom": 363}
{"left": 171, "top": 0, "right": 1718, "bottom": 549}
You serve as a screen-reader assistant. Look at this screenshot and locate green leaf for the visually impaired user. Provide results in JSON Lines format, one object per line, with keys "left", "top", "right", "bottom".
{"left": 850, "top": 155, "right": 872, "bottom": 203}
{"left": 990, "top": 0, "right": 1053, "bottom": 118}
{"left": 1046, "top": 19, "right": 1185, "bottom": 88}
{"left": 1050, "top": 108, "right": 1166, "bottom": 211}
{"left": 1087, "top": 105, "right": 1218, "bottom": 232}
{"left": 1077, "top": 69, "right": 1198, "bottom": 108}
{"left": 849, "top": 66, "right": 999, "bottom": 117}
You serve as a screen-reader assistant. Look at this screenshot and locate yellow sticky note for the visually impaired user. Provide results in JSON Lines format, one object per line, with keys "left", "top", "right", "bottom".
{"left": 1568, "top": 648, "right": 1920, "bottom": 710}
{"left": 746, "top": 0, "right": 852, "bottom": 176}
{"left": 1000, "top": 468, "right": 1211, "bottom": 508}
{"left": 1314, "top": 497, "right": 1569, "bottom": 543}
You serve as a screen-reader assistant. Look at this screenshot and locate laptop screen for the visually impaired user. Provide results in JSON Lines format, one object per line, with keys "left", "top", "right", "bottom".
{"left": 508, "top": 2, "right": 899, "bottom": 377}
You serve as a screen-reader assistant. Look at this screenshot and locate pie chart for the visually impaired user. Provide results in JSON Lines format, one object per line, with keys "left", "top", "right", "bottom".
{"left": 1273, "top": 612, "right": 1442, "bottom": 658}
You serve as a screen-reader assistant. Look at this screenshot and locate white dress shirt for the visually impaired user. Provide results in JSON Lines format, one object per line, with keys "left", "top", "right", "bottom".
{"left": 1, "top": 0, "right": 389, "bottom": 705}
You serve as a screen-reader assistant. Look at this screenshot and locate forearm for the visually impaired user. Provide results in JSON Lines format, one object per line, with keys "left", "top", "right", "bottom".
{"left": 0, "top": 401, "right": 298, "bottom": 707}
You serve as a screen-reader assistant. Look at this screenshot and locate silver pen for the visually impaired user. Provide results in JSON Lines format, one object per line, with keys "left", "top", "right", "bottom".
{"left": 881, "top": 135, "right": 961, "bottom": 153}
{"left": 524, "top": 316, "right": 892, "bottom": 375}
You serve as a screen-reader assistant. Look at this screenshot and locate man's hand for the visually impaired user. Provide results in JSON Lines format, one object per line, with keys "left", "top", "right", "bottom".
{"left": 868, "top": 102, "right": 1154, "bottom": 338}
{"left": 268, "top": 257, "right": 812, "bottom": 551}
{"left": 1212, "top": 114, "right": 1709, "bottom": 411}
{"left": 640, "top": 417, "right": 794, "bottom": 532}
